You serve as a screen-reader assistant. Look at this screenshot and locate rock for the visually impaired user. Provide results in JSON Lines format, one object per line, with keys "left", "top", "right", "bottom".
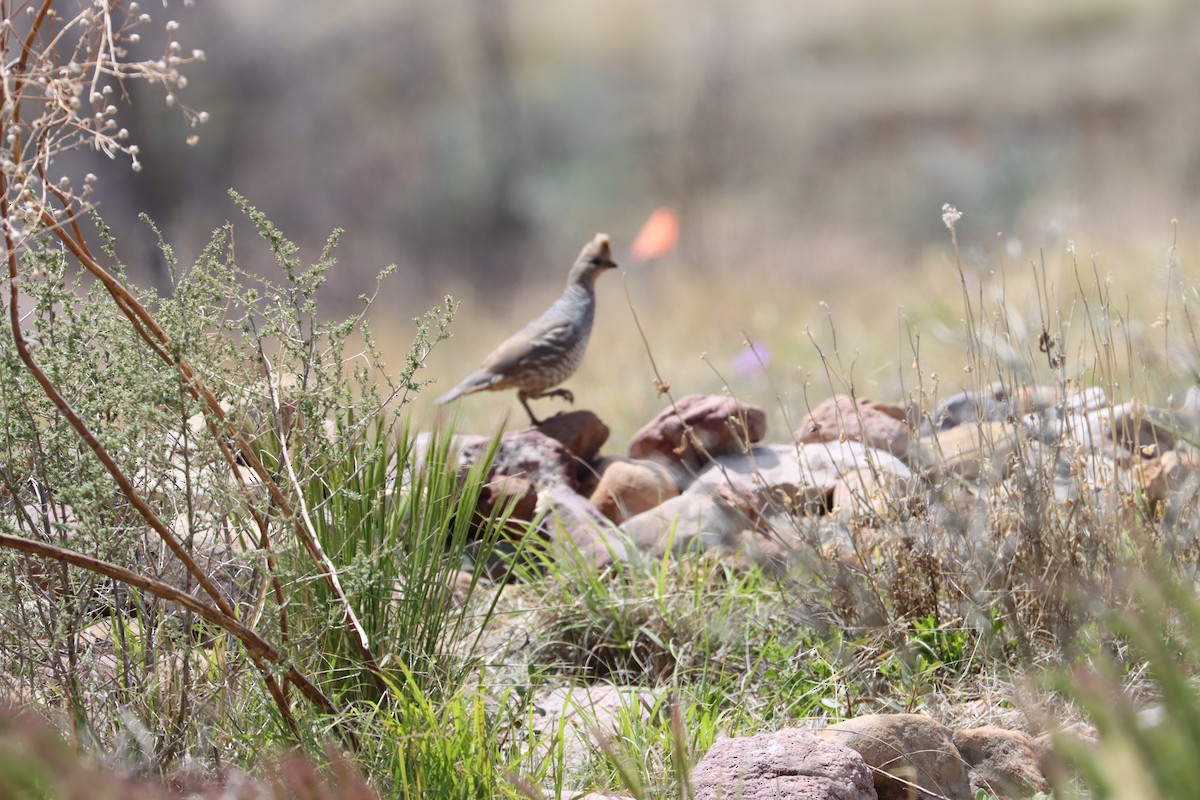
{"left": 1015, "top": 438, "right": 1150, "bottom": 507}
{"left": 1060, "top": 401, "right": 1180, "bottom": 462}
{"left": 619, "top": 482, "right": 806, "bottom": 563}
{"left": 622, "top": 442, "right": 913, "bottom": 559}
{"left": 1022, "top": 392, "right": 1178, "bottom": 462}
{"left": 926, "top": 383, "right": 1059, "bottom": 432}
{"left": 477, "top": 474, "right": 539, "bottom": 523}
{"left": 535, "top": 409, "right": 610, "bottom": 465}
{"left": 529, "top": 684, "right": 661, "bottom": 775}
{"left": 1103, "top": 402, "right": 1179, "bottom": 457}
{"left": 796, "top": 395, "right": 911, "bottom": 457}
{"left": 910, "top": 420, "right": 1024, "bottom": 482}
{"left": 693, "top": 442, "right": 910, "bottom": 511}
{"left": 690, "top": 444, "right": 836, "bottom": 512}
{"left": 1033, "top": 721, "right": 1099, "bottom": 768}
{"left": 539, "top": 485, "right": 631, "bottom": 568}
{"left": 832, "top": 465, "right": 909, "bottom": 522}
{"left": 953, "top": 726, "right": 1049, "bottom": 799}
{"left": 1142, "top": 450, "right": 1200, "bottom": 517}
{"left": 406, "top": 431, "right": 487, "bottom": 490}
{"left": 620, "top": 485, "right": 756, "bottom": 558}
{"left": 619, "top": 483, "right": 804, "bottom": 571}
{"left": 795, "top": 441, "right": 913, "bottom": 484}
{"left": 628, "top": 395, "right": 767, "bottom": 469}
{"left": 720, "top": 517, "right": 799, "bottom": 574}
{"left": 160, "top": 513, "right": 257, "bottom": 609}
{"left": 820, "top": 713, "right": 970, "bottom": 800}
{"left": 589, "top": 457, "right": 681, "bottom": 524}
{"left": 691, "top": 726, "right": 877, "bottom": 800}
{"left": 460, "top": 429, "right": 578, "bottom": 490}
{"left": 449, "top": 569, "right": 477, "bottom": 606}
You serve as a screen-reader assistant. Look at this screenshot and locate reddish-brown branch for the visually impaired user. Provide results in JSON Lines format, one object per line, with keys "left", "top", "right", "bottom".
{"left": 3, "top": 204, "right": 242, "bottom": 628}
{"left": 8, "top": 0, "right": 55, "bottom": 170}
{"left": 0, "top": 531, "right": 336, "bottom": 720}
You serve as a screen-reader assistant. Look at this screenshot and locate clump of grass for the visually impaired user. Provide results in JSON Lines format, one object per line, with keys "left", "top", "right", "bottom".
{"left": 1051, "top": 573, "right": 1200, "bottom": 799}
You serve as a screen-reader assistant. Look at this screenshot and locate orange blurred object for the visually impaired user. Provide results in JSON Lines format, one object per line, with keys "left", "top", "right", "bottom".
{"left": 628, "top": 207, "right": 679, "bottom": 263}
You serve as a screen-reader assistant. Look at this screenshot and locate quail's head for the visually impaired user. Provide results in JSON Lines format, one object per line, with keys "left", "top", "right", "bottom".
{"left": 572, "top": 234, "right": 618, "bottom": 285}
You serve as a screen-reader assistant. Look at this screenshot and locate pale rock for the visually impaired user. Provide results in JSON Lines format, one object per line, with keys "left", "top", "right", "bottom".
{"left": 926, "top": 383, "right": 1058, "bottom": 433}
{"left": 832, "top": 465, "right": 909, "bottom": 522}
{"left": 620, "top": 486, "right": 746, "bottom": 557}
{"left": 910, "top": 420, "right": 1024, "bottom": 482}
{"left": 538, "top": 485, "right": 631, "bottom": 568}
{"left": 691, "top": 726, "right": 877, "bottom": 800}
{"left": 528, "top": 683, "right": 662, "bottom": 775}
{"left": 622, "top": 443, "right": 911, "bottom": 558}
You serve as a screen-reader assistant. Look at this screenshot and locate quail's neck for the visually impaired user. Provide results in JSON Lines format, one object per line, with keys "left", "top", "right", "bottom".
{"left": 564, "top": 270, "right": 598, "bottom": 300}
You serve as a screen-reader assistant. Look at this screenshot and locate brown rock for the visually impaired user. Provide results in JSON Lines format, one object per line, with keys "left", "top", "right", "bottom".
{"left": 477, "top": 474, "right": 538, "bottom": 523}
{"left": 535, "top": 409, "right": 610, "bottom": 464}
{"left": 539, "top": 485, "right": 631, "bottom": 568}
{"left": 821, "top": 713, "right": 970, "bottom": 800}
{"left": 1141, "top": 450, "right": 1200, "bottom": 515}
{"left": 589, "top": 457, "right": 681, "bottom": 524}
{"left": 628, "top": 394, "right": 767, "bottom": 469}
{"left": 691, "top": 726, "right": 877, "bottom": 800}
{"left": 954, "top": 726, "right": 1049, "bottom": 799}
{"left": 470, "top": 475, "right": 539, "bottom": 577}
{"left": 796, "top": 395, "right": 911, "bottom": 457}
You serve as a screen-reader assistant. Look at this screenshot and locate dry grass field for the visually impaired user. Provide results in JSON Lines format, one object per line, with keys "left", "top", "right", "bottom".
{"left": 3, "top": 2, "right": 1200, "bottom": 798}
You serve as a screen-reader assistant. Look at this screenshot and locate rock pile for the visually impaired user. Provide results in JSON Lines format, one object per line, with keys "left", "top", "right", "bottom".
{"left": 431, "top": 383, "right": 1197, "bottom": 798}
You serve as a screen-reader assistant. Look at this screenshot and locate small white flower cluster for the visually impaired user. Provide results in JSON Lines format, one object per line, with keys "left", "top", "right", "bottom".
{"left": 0, "top": 1, "right": 208, "bottom": 248}
{"left": 941, "top": 203, "right": 962, "bottom": 231}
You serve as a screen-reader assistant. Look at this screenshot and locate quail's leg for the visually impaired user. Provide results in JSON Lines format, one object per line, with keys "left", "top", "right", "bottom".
{"left": 542, "top": 388, "right": 575, "bottom": 405}
{"left": 518, "top": 392, "right": 543, "bottom": 426}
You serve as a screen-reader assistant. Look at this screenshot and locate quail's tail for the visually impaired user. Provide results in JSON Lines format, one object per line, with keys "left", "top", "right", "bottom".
{"left": 436, "top": 371, "right": 491, "bottom": 405}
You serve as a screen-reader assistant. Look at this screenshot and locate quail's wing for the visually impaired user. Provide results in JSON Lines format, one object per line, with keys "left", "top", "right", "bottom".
{"left": 479, "top": 311, "right": 576, "bottom": 377}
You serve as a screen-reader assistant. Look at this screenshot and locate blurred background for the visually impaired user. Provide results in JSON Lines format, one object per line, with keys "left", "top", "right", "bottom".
{"left": 82, "top": 0, "right": 1200, "bottom": 437}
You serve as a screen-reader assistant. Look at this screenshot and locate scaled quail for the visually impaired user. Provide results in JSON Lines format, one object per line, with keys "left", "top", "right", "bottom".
{"left": 437, "top": 234, "right": 618, "bottom": 425}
